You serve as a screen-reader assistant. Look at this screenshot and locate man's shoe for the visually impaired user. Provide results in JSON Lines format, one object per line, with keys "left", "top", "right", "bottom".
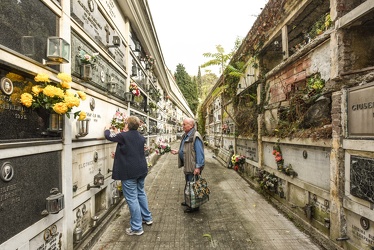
{"left": 181, "top": 202, "right": 188, "bottom": 206}
{"left": 125, "top": 228, "right": 144, "bottom": 236}
{"left": 142, "top": 220, "right": 153, "bottom": 226}
{"left": 184, "top": 207, "right": 200, "bottom": 213}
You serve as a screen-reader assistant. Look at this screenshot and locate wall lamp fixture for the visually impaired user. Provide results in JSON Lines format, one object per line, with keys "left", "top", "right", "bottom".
{"left": 43, "top": 37, "right": 70, "bottom": 65}
{"left": 87, "top": 169, "right": 104, "bottom": 190}
{"left": 106, "top": 36, "right": 121, "bottom": 49}
{"left": 41, "top": 188, "right": 64, "bottom": 216}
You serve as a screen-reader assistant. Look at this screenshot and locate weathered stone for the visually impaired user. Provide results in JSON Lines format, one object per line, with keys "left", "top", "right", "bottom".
{"left": 299, "top": 96, "right": 331, "bottom": 129}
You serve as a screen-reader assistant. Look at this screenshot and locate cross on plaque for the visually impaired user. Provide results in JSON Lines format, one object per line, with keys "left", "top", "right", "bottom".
{"left": 104, "top": 24, "right": 111, "bottom": 44}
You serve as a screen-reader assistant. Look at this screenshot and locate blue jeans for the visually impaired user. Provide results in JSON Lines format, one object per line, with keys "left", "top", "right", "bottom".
{"left": 122, "top": 176, "right": 152, "bottom": 231}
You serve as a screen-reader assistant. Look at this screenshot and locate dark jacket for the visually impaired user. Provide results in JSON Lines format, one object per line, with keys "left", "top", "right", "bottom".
{"left": 104, "top": 129, "right": 148, "bottom": 180}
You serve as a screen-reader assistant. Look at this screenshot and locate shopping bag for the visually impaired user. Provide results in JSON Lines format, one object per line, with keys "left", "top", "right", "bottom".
{"left": 185, "top": 175, "right": 210, "bottom": 208}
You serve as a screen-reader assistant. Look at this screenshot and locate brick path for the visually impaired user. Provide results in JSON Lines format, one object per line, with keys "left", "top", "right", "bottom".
{"left": 86, "top": 145, "right": 324, "bottom": 250}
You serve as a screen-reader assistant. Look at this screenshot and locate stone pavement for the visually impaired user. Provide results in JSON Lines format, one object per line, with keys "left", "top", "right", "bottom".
{"left": 84, "top": 145, "right": 325, "bottom": 250}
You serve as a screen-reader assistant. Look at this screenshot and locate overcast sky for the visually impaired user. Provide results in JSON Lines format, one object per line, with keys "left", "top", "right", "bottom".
{"left": 148, "top": 0, "right": 268, "bottom": 76}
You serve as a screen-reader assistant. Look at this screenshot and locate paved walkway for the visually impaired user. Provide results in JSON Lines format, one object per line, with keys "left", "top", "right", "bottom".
{"left": 87, "top": 145, "right": 324, "bottom": 250}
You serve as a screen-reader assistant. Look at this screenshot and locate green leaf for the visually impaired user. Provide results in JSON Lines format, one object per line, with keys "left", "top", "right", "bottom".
{"left": 203, "top": 233, "right": 212, "bottom": 240}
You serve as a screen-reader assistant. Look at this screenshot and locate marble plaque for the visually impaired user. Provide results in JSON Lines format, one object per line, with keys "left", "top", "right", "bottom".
{"left": 29, "top": 220, "right": 63, "bottom": 250}
{"left": 0, "top": 152, "right": 61, "bottom": 244}
{"left": 0, "top": 68, "right": 62, "bottom": 142}
{"left": 236, "top": 138, "right": 258, "bottom": 162}
{"left": 346, "top": 209, "right": 374, "bottom": 248}
{"left": 73, "top": 200, "right": 92, "bottom": 235}
{"left": 350, "top": 156, "right": 374, "bottom": 203}
{"left": 0, "top": 0, "right": 57, "bottom": 62}
{"left": 348, "top": 83, "right": 374, "bottom": 138}
{"left": 71, "top": 0, "right": 125, "bottom": 66}
{"left": 263, "top": 142, "right": 330, "bottom": 190}
{"left": 71, "top": 34, "right": 126, "bottom": 91}
{"left": 72, "top": 146, "right": 110, "bottom": 195}
{"left": 71, "top": 94, "right": 127, "bottom": 139}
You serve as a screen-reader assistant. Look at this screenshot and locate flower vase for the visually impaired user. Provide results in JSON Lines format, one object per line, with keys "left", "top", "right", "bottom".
{"left": 81, "top": 64, "right": 93, "bottom": 81}
{"left": 49, "top": 113, "right": 63, "bottom": 132}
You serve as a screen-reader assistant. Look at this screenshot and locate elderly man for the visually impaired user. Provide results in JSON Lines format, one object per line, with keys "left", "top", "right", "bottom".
{"left": 171, "top": 118, "right": 205, "bottom": 213}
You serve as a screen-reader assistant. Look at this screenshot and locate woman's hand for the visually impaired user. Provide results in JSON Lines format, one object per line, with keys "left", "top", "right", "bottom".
{"left": 171, "top": 149, "right": 178, "bottom": 155}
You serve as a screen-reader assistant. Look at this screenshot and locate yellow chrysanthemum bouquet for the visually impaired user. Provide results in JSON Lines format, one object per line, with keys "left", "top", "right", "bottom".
{"left": 20, "top": 73, "right": 87, "bottom": 120}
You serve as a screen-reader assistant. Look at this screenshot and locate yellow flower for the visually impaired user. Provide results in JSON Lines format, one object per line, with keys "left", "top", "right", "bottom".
{"left": 43, "top": 85, "right": 64, "bottom": 98}
{"left": 6, "top": 72, "right": 24, "bottom": 82}
{"left": 23, "top": 82, "right": 33, "bottom": 93}
{"left": 32, "top": 85, "right": 43, "bottom": 95}
{"left": 20, "top": 93, "right": 33, "bottom": 107}
{"left": 77, "top": 91, "right": 86, "bottom": 101}
{"left": 78, "top": 111, "right": 87, "bottom": 121}
{"left": 34, "top": 73, "right": 51, "bottom": 83}
{"left": 57, "top": 73, "right": 72, "bottom": 83}
{"left": 61, "top": 81, "right": 71, "bottom": 89}
{"left": 65, "top": 90, "right": 75, "bottom": 97}
{"left": 64, "top": 95, "right": 80, "bottom": 108}
{"left": 53, "top": 102, "right": 68, "bottom": 114}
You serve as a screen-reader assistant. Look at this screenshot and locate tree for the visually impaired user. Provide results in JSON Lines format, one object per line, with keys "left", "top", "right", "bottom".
{"left": 196, "top": 67, "right": 202, "bottom": 97}
{"left": 200, "top": 37, "right": 243, "bottom": 74}
{"left": 174, "top": 64, "right": 198, "bottom": 115}
{"left": 200, "top": 45, "right": 231, "bottom": 75}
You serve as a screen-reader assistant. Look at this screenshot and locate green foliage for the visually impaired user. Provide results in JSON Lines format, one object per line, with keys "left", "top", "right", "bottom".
{"left": 174, "top": 64, "right": 198, "bottom": 114}
{"left": 308, "top": 12, "right": 332, "bottom": 39}
{"left": 149, "top": 102, "right": 157, "bottom": 110}
{"left": 197, "top": 106, "right": 206, "bottom": 136}
{"left": 307, "top": 73, "right": 325, "bottom": 93}
{"left": 201, "top": 44, "right": 233, "bottom": 74}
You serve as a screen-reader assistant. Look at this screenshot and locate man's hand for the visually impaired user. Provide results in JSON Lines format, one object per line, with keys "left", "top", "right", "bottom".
{"left": 171, "top": 149, "right": 178, "bottom": 155}
{"left": 194, "top": 168, "right": 201, "bottom": 175}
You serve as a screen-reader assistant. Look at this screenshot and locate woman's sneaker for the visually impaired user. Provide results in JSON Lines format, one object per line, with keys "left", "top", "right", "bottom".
{"left": 142, "top": 220, "right": 153, "bottom": 226}
{"left": 125, "top": 228, "right": 144, "bottom": 236}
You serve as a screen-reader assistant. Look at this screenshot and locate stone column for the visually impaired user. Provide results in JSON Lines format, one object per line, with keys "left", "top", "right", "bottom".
{"left": 330, "top": 90, "right": 346, "bottom": 244}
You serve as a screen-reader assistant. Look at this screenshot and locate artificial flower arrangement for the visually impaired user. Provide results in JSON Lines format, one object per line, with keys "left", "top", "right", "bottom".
{"left": 20, "top": 73, "right": 87, "bottom": 120}
{"left": 256, "top": 169, "right": 278, "bottom": 192}
{"left": 155, "top": 139, "right": 171, "bottom": 155}
{"left": 231, "top": 154, "right": 246, "bottom": 171}
{"left": 129, "top": 82, "right": 140, "bottom": 96}
{"left": 272, "top": 142, "right": 297, "bottom": 177}
{"left": 284, "top": 164, "right": 297, "bottom": 178}
{"left": 77, "top": 49, "right": 99, "bottom": 64}
{"left": 142, "top": 54, "right": 155, "bottom": 66}
{"left": 272, "top": 142, "right": 284, "bottom": 171}
{"left": 110, "top": 110, "right": 127, "bottom": 131}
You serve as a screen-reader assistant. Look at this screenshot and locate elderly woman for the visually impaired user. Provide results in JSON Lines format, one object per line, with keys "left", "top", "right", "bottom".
{"left": 104, "top": 116, "right": 152, "bottom": 236}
